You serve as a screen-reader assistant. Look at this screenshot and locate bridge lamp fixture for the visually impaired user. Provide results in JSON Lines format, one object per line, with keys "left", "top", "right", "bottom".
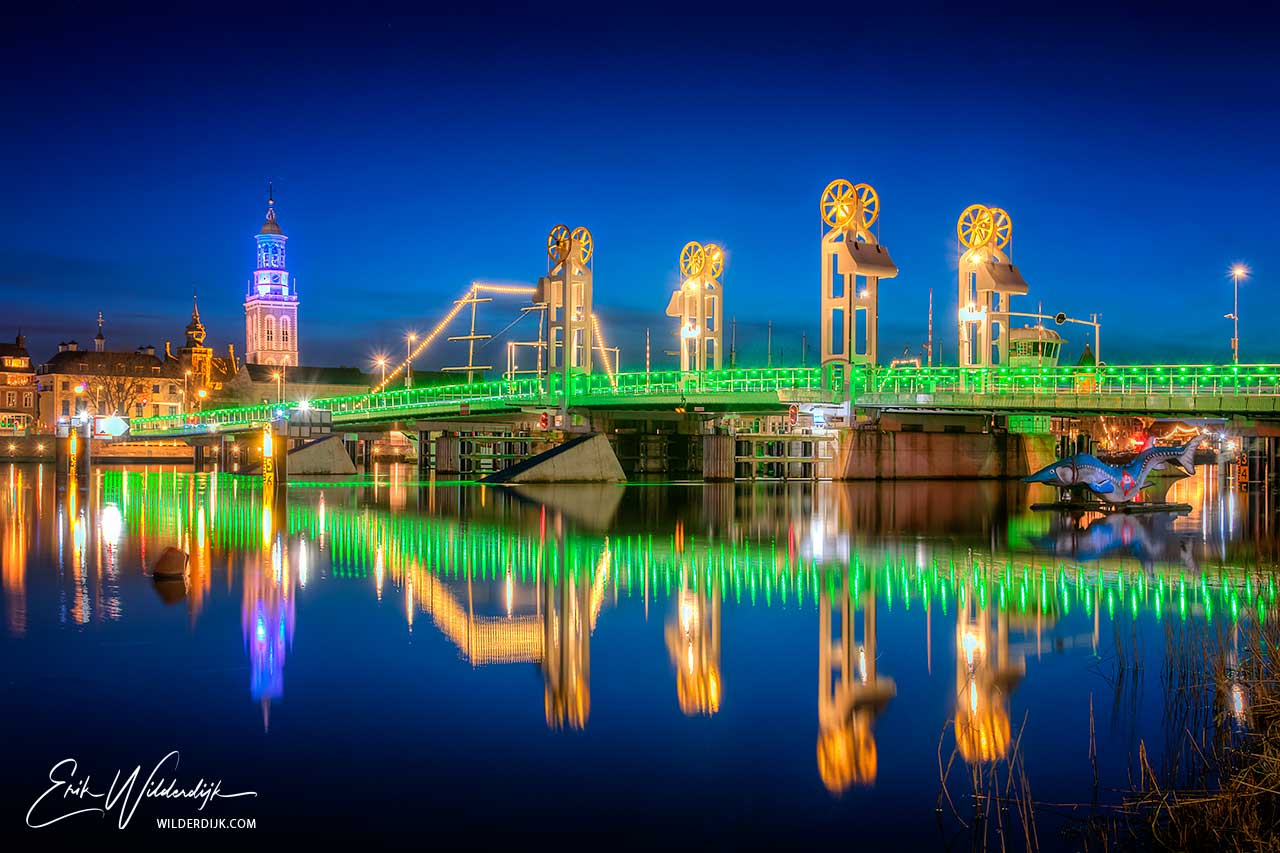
{"left": 297, "top": 399, "right": 311, "bottom": 412}
{"left": 1229, "top": 264, "right": 1249, "bottom": 365}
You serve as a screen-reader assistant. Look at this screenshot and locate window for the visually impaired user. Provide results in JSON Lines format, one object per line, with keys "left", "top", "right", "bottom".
{"left": 61, "top": 381, "right": 69, "bottom": 392}
{"left": 168, "top": 384, "right": 177, "bottom": 395}
{"left": 152, "top": 384, "right": 160, "bottom": 393}
{"left": 2, "top": 356, "right": 28, "bottom": 368}
{"left": 5, "top": 392, "right": 14, "bottom": 406}
{"left": 281, "top": 316, "right": 290, "bottom": 344}
{"left": 22, "top": 393, "right": 32, "bottom": 408}
{"left": 61, "top": 400, "right": 70, "bottom": 417}
{"left": 265, "top": 316, "right": 276, "bottom": 344}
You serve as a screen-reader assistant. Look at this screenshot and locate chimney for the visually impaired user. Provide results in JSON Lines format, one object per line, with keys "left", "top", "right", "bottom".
{"left": 58, "top": 341, "right": 67, "bottom": 353}
{"left": 66, "top": 340, "right": 78, "bottom": 352}
{"left": 145, "top": 345, "right": 155, "bottom": 357}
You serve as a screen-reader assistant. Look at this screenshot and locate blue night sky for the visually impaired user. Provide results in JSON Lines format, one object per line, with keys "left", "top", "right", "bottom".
{"left": 2, "top": 11, "right": 1277, "bottom": 372}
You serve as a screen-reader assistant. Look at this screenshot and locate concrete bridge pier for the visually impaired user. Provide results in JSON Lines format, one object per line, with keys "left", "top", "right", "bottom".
{"left": 418, "top": 431, "right": 462, "bottom": 477}
{"left": 342, "top": 437, "right": 367, "bottom": 469}
{"left": 702, "top": 433, "right": 734, "bottom": 481}
{"left": 436, "top": 434, "right": 461, "bottom": 475}
{"left": 1245, "top": 435, "right": 1273, "bottom": 490}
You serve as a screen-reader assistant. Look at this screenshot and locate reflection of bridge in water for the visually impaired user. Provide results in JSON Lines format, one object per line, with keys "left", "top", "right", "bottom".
{"left": 64, "top": 470, "right": 1280, "bottom": 787}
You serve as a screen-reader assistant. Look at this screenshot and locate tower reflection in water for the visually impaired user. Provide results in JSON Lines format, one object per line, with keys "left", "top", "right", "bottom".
{"left": 954, "top": 594, "right": 1025, "bottom": 764}
{"left": 241, "top": 500, "right": 296, "bottom": 732}
{"left": 818, "top": 568, "right": 895, "bottom": 791}
{"left": 665, "top": 572, "right": 721, "bottom": 716}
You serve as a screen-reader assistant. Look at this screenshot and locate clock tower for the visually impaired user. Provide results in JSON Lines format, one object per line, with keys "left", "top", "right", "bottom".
{"left": 244, "top": 185, "right": 299, "bottom": 367}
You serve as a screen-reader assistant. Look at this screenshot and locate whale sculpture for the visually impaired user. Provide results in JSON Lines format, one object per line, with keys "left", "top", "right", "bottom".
{"left": 1023, "top": 439, "right": 1198, "bottom": 503}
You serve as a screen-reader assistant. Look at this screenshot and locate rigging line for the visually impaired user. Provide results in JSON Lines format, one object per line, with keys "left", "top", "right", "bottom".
{"left": 478, "top": 307, "right": 534, "bottom": 350}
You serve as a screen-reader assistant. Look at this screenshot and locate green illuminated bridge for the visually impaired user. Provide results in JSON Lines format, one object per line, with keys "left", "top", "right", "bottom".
{"left": 130, "top": 363, "right": 1280, "bottom": 439}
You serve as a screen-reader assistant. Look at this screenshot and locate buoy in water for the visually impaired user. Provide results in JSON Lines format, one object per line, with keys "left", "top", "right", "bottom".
{"left": 152, "top": 546, "right": 188, "bottom": 578}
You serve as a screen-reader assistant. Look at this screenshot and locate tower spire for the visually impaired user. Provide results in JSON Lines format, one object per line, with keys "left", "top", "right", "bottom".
{"left": 95, "top": 311, "right": 105, "bottom": 352}
{"left": 191, "top": 289, "right": 200, "bottom": 322}
{"left": 260, "top": 182, "right": 281, "bottom": 233}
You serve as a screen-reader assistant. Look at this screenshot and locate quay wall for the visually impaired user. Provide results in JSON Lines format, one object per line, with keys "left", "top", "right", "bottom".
{"left": 835, "top": 429, "right": 1056, "bottom": 480}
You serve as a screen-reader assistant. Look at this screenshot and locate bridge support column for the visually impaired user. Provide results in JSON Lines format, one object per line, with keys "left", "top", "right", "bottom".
{"left": 417, "top": 431, "right": 430, "bottom": 479}
{"left": 1246, "top": 436, "right": 1269, "bottom": 490}
{"left": 436, "top": 433, "right": 461, "bottom": 476}
{"left": 702, "top": 434, "right": 734, "bottom": 481}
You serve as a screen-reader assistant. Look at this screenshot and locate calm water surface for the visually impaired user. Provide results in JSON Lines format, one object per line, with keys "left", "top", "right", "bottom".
{"left": 0, "top": 464, "right": 1274, "bottom": 845}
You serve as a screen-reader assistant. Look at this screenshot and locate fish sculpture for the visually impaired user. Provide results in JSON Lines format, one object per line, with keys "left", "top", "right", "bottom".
{"left": 1023, "top": 439, "right": 1198, "bottom": 503}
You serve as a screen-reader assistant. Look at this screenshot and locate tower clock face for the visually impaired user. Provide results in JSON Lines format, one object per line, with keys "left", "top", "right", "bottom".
{"left": 272, "top": 274, "right": 281, "bottom": 284}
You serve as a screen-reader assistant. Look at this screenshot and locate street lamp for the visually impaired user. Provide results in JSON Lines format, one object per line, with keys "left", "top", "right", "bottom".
{"left": 272, "top": 371, "right": 282, "bottom": 405}
{"left": 1228, "top": 264, "right": 1249, "bottom": 365}
{"left": 197, "top": 387, "right": 208, "bottom": 411}
{"left": 405, "top": 332, "right": 417, "bottom": 389}
{"left": 375, "top": 355, "right": 387, "bottom": 388}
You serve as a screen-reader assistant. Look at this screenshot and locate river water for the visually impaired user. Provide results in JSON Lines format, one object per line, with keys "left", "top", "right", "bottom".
{"left": 0, "top": 463, "right": 1273, "bottom": 845}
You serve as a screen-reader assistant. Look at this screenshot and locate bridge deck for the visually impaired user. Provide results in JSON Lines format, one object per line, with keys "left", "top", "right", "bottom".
{"left": 127, "top": 363, "right": 1280, "bottom": 439}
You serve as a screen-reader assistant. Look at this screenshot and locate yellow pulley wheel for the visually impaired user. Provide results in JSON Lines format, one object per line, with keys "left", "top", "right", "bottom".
{"left": 850, "top": 183, "right": 879, "bottom": 231}
{"left": 957, "top": 204, "right": 994, "bottom": 250}
{"left": 820, "top": 179, "right": 856, "bottom": 228}
{"left": 989, "top": 207, "right": 1011, "bottom": 250}
{"left": 703, "top": 243, "right": 724, "bottom": 279}
{"left": 679, "top": 241, "right": 706, "bottom": 278}
{"left": 547, "top": 224, "right": 571, "bottom": 264}
{"left": 571, "top": 226, "right": 593, "bottom": 265}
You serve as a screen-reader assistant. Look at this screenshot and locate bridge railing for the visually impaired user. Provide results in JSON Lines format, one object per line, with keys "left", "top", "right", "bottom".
{"left": 865, "top": 364, "right": 1280, "bottom": 397}
{"left": 130, "top": 402, "right": 288, "bottom": 436}
{"left": 320, "top": 376, "right": 546, "bottom": 418}
{"left": 573, "top": 366, "right": 826, "bottom": 399}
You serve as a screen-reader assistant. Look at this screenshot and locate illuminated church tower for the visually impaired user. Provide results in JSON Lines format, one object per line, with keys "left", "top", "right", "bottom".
{"left": 244, "top": 185, "right": 299, "bottom": 367}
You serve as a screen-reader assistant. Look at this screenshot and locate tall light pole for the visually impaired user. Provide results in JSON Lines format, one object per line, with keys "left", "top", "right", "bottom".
{"left": 183, "top": 369, "right": 192, "bottom": 415}
{"left": 272, "top": 371, "right": 282, "bottom": 405}
{"left": 405, "top": 332, "right": 417, "bottom": 389}
{"left": 376, "top": 356, "right": 387, "bottom": 388}
{"left": 1229, "top": 265, "right": 1248, "bottom": 365}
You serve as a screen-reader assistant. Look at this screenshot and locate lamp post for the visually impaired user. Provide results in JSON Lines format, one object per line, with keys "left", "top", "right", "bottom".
{"left": 182, "top": 369, "right": 192, "bottom": 414}
{"left": 376, "top": 356, "right": 387, "bottom": 388}
{"left": 272, "top": 371, "right": 282, "bottom": 405}
{"left": 197, "top": 387, "right": 207, "bottom": 411}
{"left": 405, "top": 333, "right": 416, "bottom": 389}
{"left": 1229, "top": 265, "right": 1248, "bottom": 365}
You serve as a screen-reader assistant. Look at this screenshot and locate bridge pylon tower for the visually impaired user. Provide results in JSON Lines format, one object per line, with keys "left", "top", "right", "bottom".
{"left": 956, "top": 204, "right": 1029, "bottom": 368}
{"left": 537, "top": 225, "right": 595, "bottom": 380}
{"left": 666, "top": 241, "right": 725, "bottom": 373}
{"left": 819, "top": 179, "right": 899, "bottom": 402}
